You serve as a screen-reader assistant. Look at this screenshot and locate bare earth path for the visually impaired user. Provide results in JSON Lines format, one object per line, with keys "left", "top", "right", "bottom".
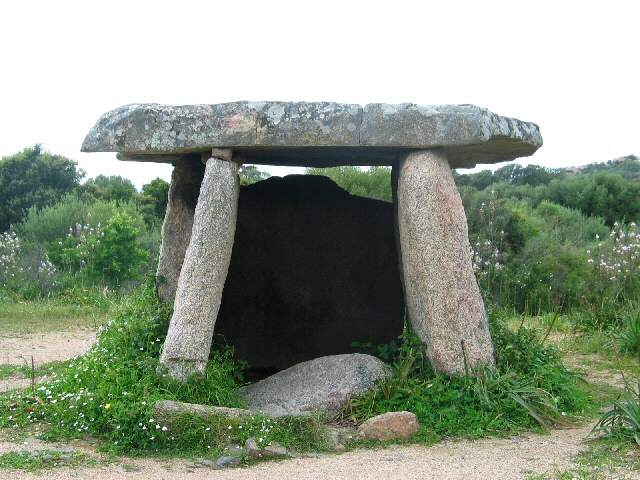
{"left": 0, "top": 331, "right": 634, "bottom": 479}
{"left": 0, "top": 331, "right": 97, "bottom": 392}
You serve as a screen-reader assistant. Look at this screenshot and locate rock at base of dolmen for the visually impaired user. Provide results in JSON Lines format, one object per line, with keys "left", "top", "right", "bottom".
{"left": 239, "top": 354, "right": 387, "bottom": 418}
{"left": 356, "top": 411, "right": 420, "bottom": 441}
{"left": 152, "top": 400, "right": 254, "bottom": 431}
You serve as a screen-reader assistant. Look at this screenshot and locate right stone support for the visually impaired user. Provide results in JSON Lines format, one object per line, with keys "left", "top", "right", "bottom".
{"left": 395, "top": 149, "right": 495, "bottom": 375}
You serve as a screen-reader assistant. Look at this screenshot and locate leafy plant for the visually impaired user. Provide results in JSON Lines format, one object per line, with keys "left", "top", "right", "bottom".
{"left": 615, "top": 304, "right": 640, "bottom": 357}
{"left": 592, "top": 384, "right": 640, "bottom": 446}
{"left": 46, "top": 213, "right": 148, "bottom": 289}
{"left": 591, "top": 338, "right": 640, "bottom": 446}
{"left": 343, "top": 314, "right": 584, "bottom": 437}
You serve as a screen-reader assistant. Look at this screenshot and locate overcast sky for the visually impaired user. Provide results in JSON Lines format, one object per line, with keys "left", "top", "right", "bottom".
{"left": 1, "top": 1, "right": 637, "bottom": 189}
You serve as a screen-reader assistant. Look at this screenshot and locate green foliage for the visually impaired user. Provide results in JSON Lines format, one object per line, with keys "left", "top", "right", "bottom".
{"left": 456, "top": 164, "right": 562, "bottom": 190}
{"left": 547, "top": 172, "right": 640, "bottom": 227}
{"left": 614, "top": 305, "right": 640, "bottom": 356}
{"left": 0, "top": 229, "right": 59, "bottom": 298}
{"left": 580, "top": 155, "right": 640, "bottom": 181}
{"left": 0, "top": 281, "right": 328, "bottom": 457}
{"left": 343, "top": 317, "right": 583, "bottom": 438}
{"left": 591, "top": 382, "right": 640, "bottom": 446}
{"left": 93, "top": 213, "right": 149, "bottom": 287}
{"left": 239, "top": 165, "right": 271, "bottom": 185}
{"left": 138, "top": 177, "right": 170, "bottom": 225}
{"left": 167, "top": 412, "right": 328, "bottom": 455}
{"left": 0, "top": 145, "right": 84, "bottom": 232}
{"left": 5, "top": 194, "right": 160, "bottom": 297}
{"left": 307, "top": 166, "right": 392, "bottom": 201}
{"left": 76, "top": 175, "right": 138, "bottom": 204}
{"left": 45, "top": 213, "right": 148, "bottom": 289}
{"left": 0, "top": 450, "right": 91, "bottom": 472}
{"left": 16, "top": 194, "right": 147, "bottom": 245}
{"left": 0, "top": 282, "right": 245, "bottom": 455}
{"left": 490, "top": 316, "right": 586, "bottom": 414}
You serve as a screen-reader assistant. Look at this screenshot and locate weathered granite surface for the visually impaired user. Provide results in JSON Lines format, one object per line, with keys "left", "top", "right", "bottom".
{"left": 82, "top": 102, "right": 542, "bottom": 168}
{"left": 239, "top": 354, "right": 388, "bottom": 418}
{"left": 396, "top": 149, "right": 495, "bottom": 375}
{"left": 159, "top": 155, "right": 239, "bottom": 382}
{"left": 356, "top": 411, "right": 420, "bottom": 441}
{"left": 152, "top": 400, "right": 254, "bottom": 431}
{"left": 156, "top": 156, "right": 204, "bottom": 302}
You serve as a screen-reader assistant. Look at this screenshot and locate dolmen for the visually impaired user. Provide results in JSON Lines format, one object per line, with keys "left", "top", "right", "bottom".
{"left": 82, "top": 102, "right": 542, "bottom": 382}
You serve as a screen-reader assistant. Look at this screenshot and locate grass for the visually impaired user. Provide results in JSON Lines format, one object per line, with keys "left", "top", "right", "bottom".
{"left": 0, "top": 450, "right": 93, "bottom": 472}
{"left": 0, "top": 301, "right": 107, "bottom": 334}
{"left": 528, "top": 439, "right": 640, "bottom": 479}
{"left": 0, "top": 360, "right": 70, "bottom": 379}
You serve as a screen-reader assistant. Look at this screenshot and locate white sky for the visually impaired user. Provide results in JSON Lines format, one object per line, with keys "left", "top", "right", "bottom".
{"left": 1, "top": 1, "right": 638, "bottom": 189}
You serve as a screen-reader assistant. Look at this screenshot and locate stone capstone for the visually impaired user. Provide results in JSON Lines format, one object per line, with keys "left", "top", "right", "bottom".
{"left": 356, "top": 411, "right": 420, "bottom": 441}
{"left": 396, "top": 149, "right": 495, "bottom": 374}
{"left": 238, "top": 354, "right": 388, "bottom": 418}
{"left": 215, "top": 174, "right": 405, "bottom": 373}
{"left": 158, "top": 156, "right": 239, "bottom": 381}
{"left": 81, "top": 101, "right": 542, "bottom": 169}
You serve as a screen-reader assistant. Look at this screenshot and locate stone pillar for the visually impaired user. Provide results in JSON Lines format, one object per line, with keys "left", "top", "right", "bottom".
{"left": 159, "top": 150, "right": 239, "bottom": 382}
{"left": 395, "top": 148, "right": 494, "bottom": 375}
{"left": 156, "top": 157, "right": 205, "bottom": 302}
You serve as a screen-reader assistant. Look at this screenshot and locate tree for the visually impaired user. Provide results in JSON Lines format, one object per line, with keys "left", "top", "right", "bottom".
{"left": 546, "top": 172, "right": 640, "bottom": 226}
{"left": 306, "top": 166, "right": 392, "bottom": 201}
{"left": 492, "top": 164, "right": 560, "bottom": 187}
{"left": 138, "top": 178, "right": 170, "bottom": 225}
{"left": 0, "top": 145, "right": 84, "bottom": 232}
{"left": 239, "top": 165, "right": 271, "bottom": 185}
{"left": 454, "top": 169, "right": 494, "bottom": 190}
{"left": 76, "top": 175, "right": 138, "bottom": 204}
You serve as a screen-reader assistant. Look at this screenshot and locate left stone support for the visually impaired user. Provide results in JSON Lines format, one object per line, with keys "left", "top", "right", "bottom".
{"left": 159, "top": 150, "right": 239, "bottom": 382}
{"left": 156, "top": 157, "right": 205, "bottom": 302}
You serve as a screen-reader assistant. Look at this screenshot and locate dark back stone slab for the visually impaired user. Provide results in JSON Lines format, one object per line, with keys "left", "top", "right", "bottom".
{"left": 215, "top": 175, "right": 405, "bottom": 372}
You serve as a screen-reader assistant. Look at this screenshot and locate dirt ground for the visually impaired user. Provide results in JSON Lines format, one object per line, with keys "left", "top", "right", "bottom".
{"left": 0, "top": 331, "right": 636, "bottom": 479}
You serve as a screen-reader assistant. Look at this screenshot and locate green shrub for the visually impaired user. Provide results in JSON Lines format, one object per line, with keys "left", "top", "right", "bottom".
{"left": 614, "top": 304, "right": 640, "bottom": 356}
{"left": 591, "top": 383, "right": 640, "bottom": 446}
{"left": 0, "top": 230, "right": 59, "bottom": 299}
{"left": 16, "top": 195, "right": 146, "bottom": 245}
{"left": 306, "top": 166, "right": 392, "bottom": 201}
{"left": 46, "top": 213, "right": 149, "bottom": 289}
{"left": 343, "top": 315, "right": 585, "bottom": 438}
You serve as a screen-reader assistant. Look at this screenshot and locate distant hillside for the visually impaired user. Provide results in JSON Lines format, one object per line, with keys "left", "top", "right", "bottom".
{"left": 570, "top": 154, "right": 640, "bottom": 181}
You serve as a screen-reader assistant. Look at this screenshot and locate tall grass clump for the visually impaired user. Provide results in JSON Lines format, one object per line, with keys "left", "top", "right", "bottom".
{"left": 0, "top": 229, "right": 59, "bottom": 298}
{"left": 591, "top": 339, "right": 640, "bottom": 446}
{"left": 343, "top": 314, "right": 585, "bottom": 439}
